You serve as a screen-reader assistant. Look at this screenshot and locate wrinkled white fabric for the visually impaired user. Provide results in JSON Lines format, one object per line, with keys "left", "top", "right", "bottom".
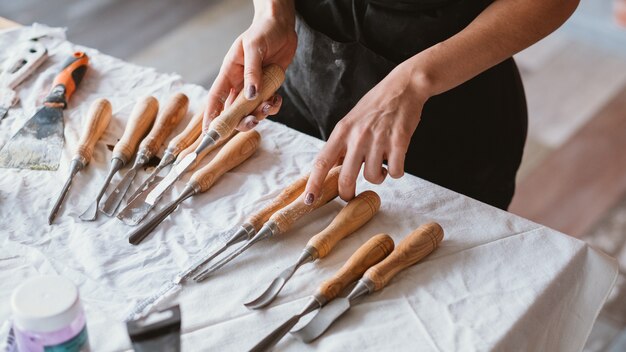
{"left": 0, "top": 25, "right": 618, "bottom": 352}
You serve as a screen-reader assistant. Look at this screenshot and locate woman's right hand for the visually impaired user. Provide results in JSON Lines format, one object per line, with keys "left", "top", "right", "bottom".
{"left": 203, "top": 0, "right": 297, "bottom": 132}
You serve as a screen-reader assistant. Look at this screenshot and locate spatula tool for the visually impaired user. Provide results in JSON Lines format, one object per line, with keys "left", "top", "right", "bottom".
{"left": 0, "top": 52, "right": 88, "bottom": 170}
{"left": 292, "top": 222, "right": 444, "bottom": 343}
{"left": 248, "top": 233, "right": 394, "bottom": 352}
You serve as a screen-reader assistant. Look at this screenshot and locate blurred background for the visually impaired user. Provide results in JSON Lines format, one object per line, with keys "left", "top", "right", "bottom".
{"left": 2, "top": 0, "right": 626, "bottom": 350}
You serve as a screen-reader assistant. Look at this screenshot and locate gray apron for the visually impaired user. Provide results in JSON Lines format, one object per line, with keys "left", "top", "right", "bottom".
{"left": 271, "top": 0, "right": 527, "bottom": 210}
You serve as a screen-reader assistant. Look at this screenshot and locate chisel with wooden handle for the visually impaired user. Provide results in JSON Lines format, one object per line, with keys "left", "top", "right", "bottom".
{"left": 126, "top": 109, "right": 205, "bottom": 204}
{"left": 48, "top": 98, "right": 111, "bottom": 224}
{"left": 79, "top": 96, "right": 158, "bottom": 221}
{"left": 128, "top": 130, "right": 261, "bottom": 245}
{"left": 167, "top": 65, "right": 284, "bottom": 194}
{"left": 248, "top": 233, "right": 395, "bottom": 352}
{"left": 100, "top": 92, "right": 188, "bottom": 216}
{"left": 193, "top": 166, "right": 341, "bottom": 281}
{"left": 117, "top": 130, "right": 236, "bottom": 226}
{"left": 292, "top": 222, "right": 444, "bottom": 343}
{"left": 245, "top": 190, "right": 381, "bottom": 309}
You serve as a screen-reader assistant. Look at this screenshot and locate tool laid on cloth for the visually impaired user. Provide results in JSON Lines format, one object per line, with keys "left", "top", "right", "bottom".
{"left": 125, "top": 109, "right": 205, "bottom": 205}
{"left": 292, "top": 222, "right": 444, "bottom": 343}
{"left": 0, "top": 37, "right": 48, "bottom": 120}
{"left": 179, "top": 173, "right": 309, "bottom": 278}
{"left": 48, "top": 98, "right": 112, "bottom": 224}
{"left": 166, "top": 65, "right": 284, "bottom": 192}
{"left": 248, "top": 233, "right": 395, "bottom": 352}
{"left": 100, "top": 92, "right": 189, "bottom": 216}
{"left": 117, "top": 130, "right": 236, "bottom": 226}
{"left": 245, "top": 190, "right": 381, "bottom": 309}
{"left": 79, "top": 96, "right": 159, "bottom": 221}
{"left": 0, "top": 51, "right": 88, "bottom": 170}
{"left": 193, "top": 166, "right": 341, "bottom": 281}
{"left": 128, "top": 130, "right": 261, "bottom": 245}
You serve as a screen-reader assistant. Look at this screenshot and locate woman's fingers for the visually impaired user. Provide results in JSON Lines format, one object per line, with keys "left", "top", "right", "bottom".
{"left": 243, "top": 38, "right": 265, "bottom": 100}
{"left": 363, "top": 141, "right": 387, "bottom": 184}
{"left": 338, "top": 146, "right": 364, "bottom": 201}
{"left": 304, "top": 134, "right": 344, "bottom": 205}
{"left": 236, "top": 94, "right": 283, "bottom": 131}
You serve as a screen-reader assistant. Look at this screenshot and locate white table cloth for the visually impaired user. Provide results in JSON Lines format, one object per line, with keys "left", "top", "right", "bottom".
{"left": 0, "top": 25, "right": 618, "bottom": 352}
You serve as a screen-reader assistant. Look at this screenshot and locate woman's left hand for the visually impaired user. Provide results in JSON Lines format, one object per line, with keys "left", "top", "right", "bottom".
{"left": 303, "top": 64, "right": 433, "bottom": 203}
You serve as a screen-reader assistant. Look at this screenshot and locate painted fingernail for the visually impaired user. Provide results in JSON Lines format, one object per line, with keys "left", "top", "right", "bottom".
{"left": 304, "top": 193, "right": 315, "bottom": 205}
{"left": 245, "top": 85, "right": 257, "bottom": 100}
{"left": 262, "top": 104, "right": 271, "bottom": 115}
{"left": 246, "top": 117, "right": 259, "bottom": 130}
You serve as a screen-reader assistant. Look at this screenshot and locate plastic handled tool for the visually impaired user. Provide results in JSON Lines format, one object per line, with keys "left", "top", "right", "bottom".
{"left": 292, "top": 222, "right": 444, "bottom": 343}
{"left": 170, "top": 65, "right": 284, "bottom": 189}
{"left": 117, "top": 131, "right": 236, "bottom": 226}
{"left": 245, "top": 190, "right": 382, "bottom": 309}
{"left": 48, "top": 99, "right": 112, "bottom": 224}
{"left": 193, "top": 166, "right": 341, "bottom": 281}
{"left": 182, "top": 172, "right": 309, "bottom": 277}
{"left": 0, "top": 38, "right": 48, "bottom": 120}
{"left": 100, "top": 93, "right": 189, "bottom": 216}
{"left": 248, "top": 233, "right": 395, "bottom": 352}
{"left": 126, "top": 109, "right": 204, "bottom": 204}
{"left": 128, "top": 130, "right": 261, "bottom": 245}
{"left": 79, "top": 96, "right": 158, "bottom": 221}
{"left": 0, "top": 52, "right": 88, "bottom": 170}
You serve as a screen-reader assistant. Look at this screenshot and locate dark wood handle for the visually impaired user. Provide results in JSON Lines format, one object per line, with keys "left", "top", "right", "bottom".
{"left": 166, "top": 109, "right": 203, "bottom": 156}
{"left": 269, "top": 166, "right": 340, "bottom": 235}
{"left": 112, "top": 96, "right": 158, "bottom": 163}
{"left": 307, "top": 190, "right": 381, "bottom": 258}
{"left": 189, "top": 131, "right": 261, "bottom": 192}
{"left": 316, "top": 233, "right": 394, "bottom": 301}
{"left": 138, "top": 92, "right": 188, "bottom": 158}
{"left": 364, "top": 222, "right": 444, "bottom": 291}
{"left": 74, "top": 98, "right": 111, "bottom": 164}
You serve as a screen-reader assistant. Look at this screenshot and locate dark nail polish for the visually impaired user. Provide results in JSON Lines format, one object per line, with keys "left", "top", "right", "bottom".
{"left": 245, "top": 85, "right": 257, "bottom": 100}
{"left": 262, "top": 104, "right": 271, "bottom": 115}
{"left": 246, "top": 119, "right": 259, "bottom": 130}
{"left": 304, "top": 193, "right": 315, "bottom": 205}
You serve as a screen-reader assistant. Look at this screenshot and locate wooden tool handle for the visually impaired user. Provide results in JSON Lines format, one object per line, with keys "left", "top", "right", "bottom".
{"left": 189, "top": 130, "right": 261, "bottom": 192}
{"left": 316, "top": 233, "right": 394, "bottom": 301}
{"left": 269, "top": 166, "right": 341, "bottom": 235}
{"left": 74, "top": 98, "right": 112, "bottom": 164}
{"left": 246, "top": 173, "right": 309, "bottom": 232}
{"left": 307, "top": 190, "right": 381, "bottom": 259}
{"left": 138, "top": 92, "right": 188, "bottom": 157}
{"left": 364, "top": 222, "right": 444, "bottom": 291}
{"left": 44, "top": 51, "right": 88, "bottom": 107}
{"left": 166, "top": 109, "right": 203, "bottom": 156}
{"left": 113, "top": 96, "right": 159, "bottom": 163}
{"left": 208, "top": 64, "right": 284, "bottom": 138}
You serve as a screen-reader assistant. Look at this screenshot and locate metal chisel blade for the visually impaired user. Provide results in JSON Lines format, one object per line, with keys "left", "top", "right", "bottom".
{"left": 291, "top": 298, "right": 351, "bottom": 343}
{"left": 117, "top": 176, "right": 162, "bottom": 225}
{"left": 0, "top": 106, "right": 64, "bottom": 170}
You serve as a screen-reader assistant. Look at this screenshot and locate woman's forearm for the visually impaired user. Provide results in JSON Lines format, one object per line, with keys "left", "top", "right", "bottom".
{"left": 404, "top": 0, "right": 580, "bottom": 98}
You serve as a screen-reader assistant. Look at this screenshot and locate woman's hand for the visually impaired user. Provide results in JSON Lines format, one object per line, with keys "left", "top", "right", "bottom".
{"left": 203, "top": 0, "right": 296, "bottom": 131}
{"left": 304, "top": 64, "right": 433, "bottom": 203}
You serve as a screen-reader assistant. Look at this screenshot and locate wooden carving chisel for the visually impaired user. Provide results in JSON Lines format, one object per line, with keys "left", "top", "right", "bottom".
{"left": 160, "top": 65, "right": 284, "bottom": 199}
{"left": 292, "top": 222, "right": 444, "bottom": 343}
{"left": 79, "top": 96, "right": 158, "bottom": 221}
{"left": 100, "top": 93, "right": 188, "bottom": 216}
{"left": 192, "top": 166, "right": 341, "bottom": 281}
{"left": 126, "top": 109, "right": 205, "bottom": 204}
{"left": 0, "top": 52, "right": 88, "bottom": 170}
{"left": 245, "top": 190, "right": 381, "bottom": 309}
{"left": 48, "top": 99, "right": 111, "bottom": 224}
{"left": 248, "top": 233, "right": 395, "bottom": 352}
{"left": 128, "top": 130, "right": 261, "bottom": 245}
{"left": 117, "top": 130, "right": 236, "bottom": 226}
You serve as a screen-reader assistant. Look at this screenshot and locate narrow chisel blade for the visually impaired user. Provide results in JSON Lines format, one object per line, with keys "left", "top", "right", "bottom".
{"left": 117, "top": 178, "right": 162, "bottom": 226}
{"left": 291, "top": 298, "right": 351, "bottom": 343}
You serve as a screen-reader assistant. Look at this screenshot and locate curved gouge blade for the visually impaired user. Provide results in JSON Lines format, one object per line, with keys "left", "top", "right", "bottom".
{"left": 79, "top": 158, "right": 124, "bottom": 221}
{"left": 99, "top": 162, "right": 142, "bottom": 216}
{"left": 116, "top": 178, "right": 161, "bottom": 226}
{"left": 290, "top": 294, "right": 352, "bottom": 343}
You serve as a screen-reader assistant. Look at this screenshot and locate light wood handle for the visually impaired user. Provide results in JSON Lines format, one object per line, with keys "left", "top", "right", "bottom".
{"left": 112, "top": 96, "right": 158, "bottom": 163}
{"left": 364, "top": 222, "right": 444, "bottom": 291}
{"left": 307, "top": 190, "right": 381, "bottom": 259}
{"left": 316, "top": 233, "right": 394, "bottom": 301}
{"left": 138, "top": 92, "right": 188, "bottom": 158}
{"left": 246, "top": 173, "right": 309, "bottom": 232}
{"left": 166, "top": 109, "right": 203, "bottom": 156}
{"left": 208, "top": 65, "right": 284, "bottom": 138}
{"left": 74, "top": 98, "right": 111, "bottom": 164}
{"left": 269, "top": 166, "right": 340, "bottom": 235}
{"left": 189, "top": 130, "right": 261, "bottom": 192}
